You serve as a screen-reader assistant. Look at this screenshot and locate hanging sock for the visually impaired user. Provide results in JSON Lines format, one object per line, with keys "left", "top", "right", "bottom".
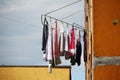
{"left": 69, "top": 26, "right": 76, "bottom": 65}
{"left": 83, "top": 30, "right": 87, "bottom": 62}
{"left": 75, "top": 30, "right": 82, "bottom": 66}
{"left": 59, "top": 22, "right": 65, "bottom": 56}
{"left": 42, "top": 17, "right": 48, "bottom": 61}
{"left": 54, "top": 21, "right": 61, "bottom": 65}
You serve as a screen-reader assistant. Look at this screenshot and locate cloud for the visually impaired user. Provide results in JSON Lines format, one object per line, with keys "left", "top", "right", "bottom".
{"left": 0, "top": 0, "right": 84, "bottom": 16}
{"left": 0, "top": 0, "right": 46, "bottom": 13}
{"left": 0, "top": 31, "right": 41, "bottom": 53}
{"left": 0, "top": 31, "right": 43, "bottom": 65}
{"left": 0, "top": 31, "right": 41, "bottom": 47}
{"left": 0, "top": 0, "right": 62, "bottom": 13}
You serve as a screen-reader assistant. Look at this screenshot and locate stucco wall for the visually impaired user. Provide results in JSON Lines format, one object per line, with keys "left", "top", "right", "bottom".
{"left": 94, "top": 66, "right": 120, "bottom": 80}
{"left": 93, "top": 0, "right": 120, "bottom": 56}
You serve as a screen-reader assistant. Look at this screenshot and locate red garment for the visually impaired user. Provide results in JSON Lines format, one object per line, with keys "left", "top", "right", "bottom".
{"left": 70, "top": 26, "right": 75, "bottom": 55}
{"left": 54, "top": 21, "right": 59, "bottom": 57}
{"left": 69, "top": 26, "right": 76, "bottom": 65}
{"left": 54, "top": 21, "right": 61, "bottom": 65}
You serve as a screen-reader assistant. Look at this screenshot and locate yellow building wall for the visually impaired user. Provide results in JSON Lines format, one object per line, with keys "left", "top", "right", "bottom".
{"left": 0, "top": 66, "right": 71, "bottom": 80}
{"left": 93, "top": 0, "right": 120, "bottom": 56}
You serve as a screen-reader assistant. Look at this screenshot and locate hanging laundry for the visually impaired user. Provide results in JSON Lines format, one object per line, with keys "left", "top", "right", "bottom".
{"left": 47, "top": 24, "right": 52, "bottom": 61}
{"left": 51, "top": 24, "right": 55, "bottom": 66}
{"left": 65, "top": 51, "right": 72, "bottom": 60}
{"left": 64, "top": 25, "right": 69, "bottom": 51}
{"left": 42, "top": 17, "right": 48, "bottom": 61}
{"left": 42, "top": 17, "right": 48, "bottom": 51}
{"left": 68, "top": 32, "right": 71, "bottom": 51}
{"left": 75, "top": 30, "right": 82, "bottom": 66}
{"left": 54, "top": 21, "right": 61, "bottom": 65}
{"left": 69, "top": 26, "right": 76, "bottom": 65}
{"left": 59, "top": 22, "right": 65, "bottom": 56}
{"left": 64, "top": 25, "right": 72, "bottom": 60}
{"left": 69, "top": 26, "right": 75, "bottom": 55}
{"left": 46, "top": 22, "right": 56, "bottom": 72}
{"left": 83, "top": 30, "right": 87, "bottom": 62}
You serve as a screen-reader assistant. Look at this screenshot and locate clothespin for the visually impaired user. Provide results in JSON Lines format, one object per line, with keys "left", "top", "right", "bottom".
{"left": 48, "top": 62, "right": 52, "bottom": 73}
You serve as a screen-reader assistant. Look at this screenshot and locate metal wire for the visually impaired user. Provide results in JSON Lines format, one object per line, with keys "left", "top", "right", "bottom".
{"left": 0, "top": 15, "right": 40, "bottom": 28}
{"left": 60, "top": 9, "right": 83, "bottom": 20}
{"left": 45, "top": 0, "right": 82, "bottom": 15}
{"left": 44, "top": 15, "right": 83, "bottom": 29}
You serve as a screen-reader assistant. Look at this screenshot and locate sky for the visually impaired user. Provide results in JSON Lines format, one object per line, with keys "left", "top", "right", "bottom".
{"left": 0, "top": 0, "right": 85, "bottom": 80}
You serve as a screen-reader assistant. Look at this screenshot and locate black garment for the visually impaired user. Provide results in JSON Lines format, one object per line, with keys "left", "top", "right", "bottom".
{"left": 70, "top": 55, "right": 76, "bottom": 66}
{"left": 42, "top": 18, "right": 48, "bottom": 51}
{"left": 64, "top": 51, "right": 72, "bottom": 60}
{"left": 83, "top": 30, "right": 86, "bottom": 41}
{"left": 84, "top": 39, "right": 87, "bottom": 62}
{"left": 83, "top": 30, "right": 87, "bottom": 62}
{"left": 75, "top": 41, "right": 82, "bottom": 66}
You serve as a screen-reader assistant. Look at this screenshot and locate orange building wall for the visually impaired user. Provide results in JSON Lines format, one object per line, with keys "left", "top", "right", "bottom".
{"left": 94, "top": 66, "right": 120, "bottom": 80}
{"left": 0, "top": 66, "right": 71, "bottom": 80}
{"left": 93, "top": 0, "right": 120, "bottom": 56}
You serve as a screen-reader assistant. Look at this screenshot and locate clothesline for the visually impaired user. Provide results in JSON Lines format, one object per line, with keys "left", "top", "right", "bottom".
{"left": 41, "top": 0, "right": 88, "bottom": 73}
{"left": 41, "top": 14, "right": 91, "bottom": 33}
{"left": 60, "top": 9, "right": 83, "bottom": 20}
{"left": 41, "top": 18, "right": 87, "bottom": 73}
{"left": 41, "top": 0, "right": 91, "bottom": 33}
{"left": 41, "top": 14, "right": 83, "bottom": 28}
{"left": 45, "top": 0, "right": 82, "bottom": 15}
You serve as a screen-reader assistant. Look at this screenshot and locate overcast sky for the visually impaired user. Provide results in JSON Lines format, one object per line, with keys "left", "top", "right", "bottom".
{"left": 0, "top": 0, "right": 85, "bottom": 80}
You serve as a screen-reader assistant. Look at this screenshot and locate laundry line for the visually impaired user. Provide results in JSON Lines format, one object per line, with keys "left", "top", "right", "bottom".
{"left": 60, "top": 9, "right": 83, "bottom": 20}
{"left": 41, "top": 14, "right": 91, "bottom": 33}
{"left": 41, "top": 14, "right": 84, "bottom": 30}
{"left": 45, "top": 0, "right": 82, "bottom": 15}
